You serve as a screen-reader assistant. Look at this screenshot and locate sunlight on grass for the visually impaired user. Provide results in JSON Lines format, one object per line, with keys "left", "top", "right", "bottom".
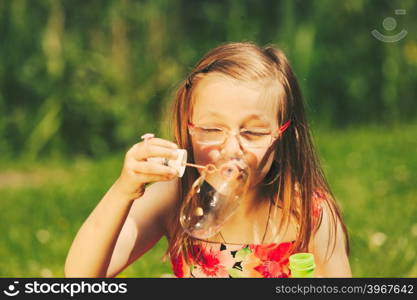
{"left": 0, "top": 122, "right": 416, "bottom": 277}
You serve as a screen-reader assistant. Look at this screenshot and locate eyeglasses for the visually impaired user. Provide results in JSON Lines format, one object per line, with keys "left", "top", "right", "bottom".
{"left": 188, "top": 120, "right": 291, "bottom": 148}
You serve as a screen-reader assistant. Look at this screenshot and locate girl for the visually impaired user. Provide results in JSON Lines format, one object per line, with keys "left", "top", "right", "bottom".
{"left": 65, "top": 42, "right": 352, "bottom": 278}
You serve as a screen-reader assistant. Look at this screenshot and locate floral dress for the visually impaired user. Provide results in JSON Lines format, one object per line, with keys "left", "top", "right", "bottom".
{"left": 170, "top": 190, "right": 326, "bottom": 278}
{"left": 171, "top": 240, "right": 295, "bottom": 278}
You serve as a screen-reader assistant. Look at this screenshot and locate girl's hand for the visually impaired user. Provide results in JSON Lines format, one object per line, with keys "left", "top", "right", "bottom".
{"left": 115, "top": 137, "right": 179, "bottom": 199}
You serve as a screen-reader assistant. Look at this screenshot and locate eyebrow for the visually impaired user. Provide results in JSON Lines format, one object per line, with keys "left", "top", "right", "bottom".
{"left": 201, "top": 112, "right": 271, "bottom": 124}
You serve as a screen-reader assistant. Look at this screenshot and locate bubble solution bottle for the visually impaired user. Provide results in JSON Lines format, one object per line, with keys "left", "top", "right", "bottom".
{"left": 289, "top": 253, "right": 316, "bottom": 278}
{"left": 179, "top": 158, "right": 250, "bottom": 240}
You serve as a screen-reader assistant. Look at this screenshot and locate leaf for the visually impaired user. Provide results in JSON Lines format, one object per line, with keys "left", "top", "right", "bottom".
{"left": 235, "top": 247, "right": 251, "bottom": 261}
{"left": 228, "top": 268, "right": 244, "bottom": 278}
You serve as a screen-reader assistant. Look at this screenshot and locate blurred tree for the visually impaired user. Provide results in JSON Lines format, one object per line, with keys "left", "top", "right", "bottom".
{"left": 0, "top": 0, "right": 416, "bottom": 160}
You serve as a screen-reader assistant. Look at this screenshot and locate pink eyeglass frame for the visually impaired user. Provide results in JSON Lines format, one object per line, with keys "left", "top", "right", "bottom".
{"left": 187, "top": 120, "right": 291, "bottom": 139}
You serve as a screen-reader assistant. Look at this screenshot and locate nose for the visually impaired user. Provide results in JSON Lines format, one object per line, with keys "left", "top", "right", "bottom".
{"left": 220, "top": 131, "right": 244, "bottom": 158}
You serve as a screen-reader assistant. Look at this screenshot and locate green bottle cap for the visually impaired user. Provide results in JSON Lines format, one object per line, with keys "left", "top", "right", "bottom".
{"left": 289, "top": 253, "right": 316, "bottom": 278}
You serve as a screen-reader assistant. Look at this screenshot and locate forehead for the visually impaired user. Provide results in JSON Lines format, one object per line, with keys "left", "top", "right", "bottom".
{"left": 191, "top": 74, "right": 283, "bottom": 125}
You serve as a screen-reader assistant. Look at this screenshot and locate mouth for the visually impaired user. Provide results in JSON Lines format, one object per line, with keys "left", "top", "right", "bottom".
{"left": 234, "top": 159, "right": 247, "bottom": 171}
{"left": 218, "top": 158, "right": 248, "bottom": 181}
{"left": 219, "top": 163, "right": 239, "bottom": 180}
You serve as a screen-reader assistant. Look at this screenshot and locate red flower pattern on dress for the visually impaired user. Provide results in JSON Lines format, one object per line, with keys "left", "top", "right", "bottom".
{"left": 250, "top": 242, "right": 293, "bottom": 262}
{"left": 171, "top": 254, "right": 184, "bottom": 278}
{"left": 254, "top": 260, "right": 289, "bottom": 278}
{"left": 190, "top": 244, "right": 235, "bottom": 278}
{"left": 250, "top": 242, "right": 293, "bottom": 277}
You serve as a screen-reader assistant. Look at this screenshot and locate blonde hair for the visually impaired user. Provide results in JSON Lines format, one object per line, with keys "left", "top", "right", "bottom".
{"left": 165, "top": 41, "right": 349, "bottom": 264}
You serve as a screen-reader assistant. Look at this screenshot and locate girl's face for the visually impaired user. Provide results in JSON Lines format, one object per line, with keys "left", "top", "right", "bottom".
{"left": 190, "top": 73, "right": 283, "bottom": 187}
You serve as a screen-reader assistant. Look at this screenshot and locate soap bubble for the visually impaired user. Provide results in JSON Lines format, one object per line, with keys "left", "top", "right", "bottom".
{"left": 180, "top": 158, "right": 251, "bottom": 239}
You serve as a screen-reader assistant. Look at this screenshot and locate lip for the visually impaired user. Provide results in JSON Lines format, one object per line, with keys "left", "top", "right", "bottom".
{"left": 216, "top": 158, "right": 249, "bottom": 181}
{"left": 219, "top": 162, "right": 239, "bottom": 180}
{"left": 229, "top": 158, "right": 247, "bottom": 172}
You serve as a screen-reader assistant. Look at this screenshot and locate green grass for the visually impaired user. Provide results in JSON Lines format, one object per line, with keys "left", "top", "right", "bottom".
{"left": 314, "top": 121, "right": 417, "bottom": 277}
{"left": 0, "top": 155, "right": 172, "bottom": 277}
{"left": 0, "top": 121, "right": 416, "bottom": 277}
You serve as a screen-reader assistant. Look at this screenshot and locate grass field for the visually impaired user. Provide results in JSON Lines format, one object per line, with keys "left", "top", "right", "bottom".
{"left": 1, "top": 121, "right": 416, "bottom": 277}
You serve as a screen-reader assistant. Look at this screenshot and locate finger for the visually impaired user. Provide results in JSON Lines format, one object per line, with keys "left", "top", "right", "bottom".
{"left": 141, "top": 133, "right": 155, "bottom": 140}
{"left": 141, "top": 137, "right": 178, "bottom": 149}
{"left": 130, "top": 161, "right": 178, "bottom": 176}
{"left": 130, "top": 144, "right": 179, "bottom": 161}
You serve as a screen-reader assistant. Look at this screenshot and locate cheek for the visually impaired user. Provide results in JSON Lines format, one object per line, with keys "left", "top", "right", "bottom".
{"left": 246, "top": 150, "right": 275, "bottom": 184}
{"left": 193, "top": 143, "right": 260, "bottom": 169}
{"left": 192, "top": 142, "right": 221, "bottom": 165}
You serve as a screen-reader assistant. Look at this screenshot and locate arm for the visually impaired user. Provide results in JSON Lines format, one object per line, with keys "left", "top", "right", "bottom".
{"left": 64, "top": 178, "right": 179, "bottom": 278}
{"left": 309, "top": 201, "right": 352, "bottom": 278}
{"left": 65, "top": 137, "right": 180, "bottom": 278}
{"left": 105, "top": 178, "right": 179, "bottom": 277}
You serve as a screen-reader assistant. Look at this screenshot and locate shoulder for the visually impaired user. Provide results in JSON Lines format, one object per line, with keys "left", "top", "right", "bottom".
{"left": 294, "top": 184, "right": 327, "bottom": 230}
{"left": 308, "top": 191, "right": 352, "bottom": 277}
{"left": 310, "top": 189, "right": 346, "bottom": 246}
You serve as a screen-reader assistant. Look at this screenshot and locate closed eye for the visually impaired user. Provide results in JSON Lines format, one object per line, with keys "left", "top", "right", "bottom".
{"left": 241, "top": 130, "right": 270, "bottom": 136}
{"left": 200, "top": 127, "right": 223, "bottom": 133}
